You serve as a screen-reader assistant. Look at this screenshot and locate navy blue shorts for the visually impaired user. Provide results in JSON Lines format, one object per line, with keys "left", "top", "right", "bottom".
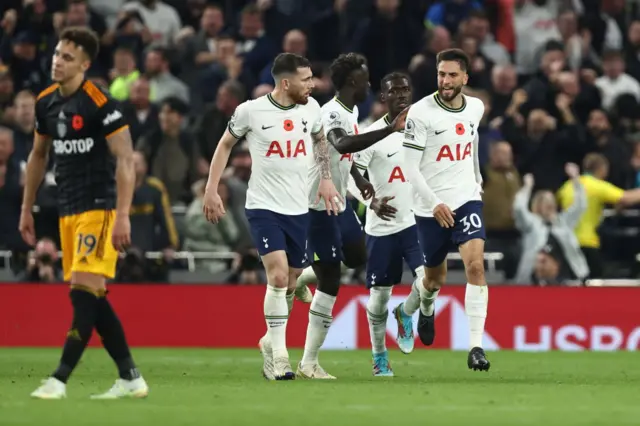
{"left": 308, "top": 203, "right": 363, "bottom": 263}
{"left": 245, "top": 208, "right": 310, "bottom": 269}
{"left": 365, "top": 225, "right": 423, "bottom": 288}
{"left": 416, "top": 200, "right": 485, "bottom": 268}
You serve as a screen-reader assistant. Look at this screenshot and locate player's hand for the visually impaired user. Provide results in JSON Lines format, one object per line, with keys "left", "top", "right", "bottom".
{"left": 523, "top": 173, "right": 534, "bottom": 188}
{"left": 390, "top": 107, "right": 409, "bottom": 132}
{"left": 316, "top": 178, "right": 342, "bottom": 215}
{"left": 203, "top": 186, "right": 225, "bottom": 223}
{"left": 18, "top": 209, "right": 36, "bottom": 247}
{"left": 565, "top": 162, "right": 580, "bottom": 179}
{"left": 433, "top": 203, "right": 455, "bottom": 228}
{"left": 370, "top": 196, "right": 397, "bottom": 221}
{"left": 357, "top": 180, "right": 375, "bottom": 200}
{"left": 112, "top": 213, "right": 131, "bottom": 252}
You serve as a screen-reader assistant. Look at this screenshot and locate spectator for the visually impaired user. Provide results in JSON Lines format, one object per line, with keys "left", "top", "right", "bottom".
{"left": 513, "top": 164, "right": 589, "bottom": 284}
{"left": 180, "top": 4, "right": 225, "bottom": 71}
{"left": 624, "top": 20, "right": 640, "bottom": 83}
{"left": 482, "top": 141, "right": 521, "bottom": 237}
{"left": 234, "top": 4, "right": 277, "bottom": 78}
{"left": 183, "top": 179, "right": 243, "bottom": 274}
{"left": 120, "top": 77, "right": 159, "bottom": 143}
{"left": 115, "top": 246, "right": 150, "bottom": 283}
{"left": 523, "top": 41, "right": 565, "bottom": 111}
{"left": 425, "top": 0, "right": 482, "bottom": 37}
{"left": 557, "top": 153, "right": 640, "bottom": 278}
{"left": 513, "top": 0, "right": 561, "bottom": 77}
{"left": 136, "top": 96, "right": 201, "bottom": 205}
{"left": 194, "top": 79, "right": 244, "bottom": 164}
{"left": 259, "top": 29, "right": 307, "bottom": 86}
{"left": 595, "top": 50, "right": 640, "bottom": 111}
{"left": 226, "top": 251, "right": 265, "bottom": 284}
{"left": 2, "top": 30, "right": 47, "bottom": 93}
{"left": 409, "top": 26, "right": 451, "bottom": 100}
{"left": 108, "top": 46, "right": 140, "bottom": 101}
{"left": 144, "top": 47, "right": 190, "bottom": 104}
{"left": 130, "top": 151, "right": 179, "bottom": 282}
{"left": 9, "top": 90, "right": 35, "bottom": 165}
{"left": 584, "top": 109, "right": 631, "bottom": 189}
{"left": 122, "top": 0, "right": 182, "bottom": 48}
{"left": 458, "top": 34, "right": 492, "bottom": 89}
{"left": 0, "top": 126, "right": 26, "bottom": 253}
{"left": 0, "top": 66, "right": 15, "bottom": 124}
{"left": 532, "top": 246, "right": 565, "bottom": 286}
{"left": 463, "top": 9, "right": 511, "bottom": 66}
{"left": 488, "top": 64, "right": 518, "bottom": 120}
{"left": 19, "top": 238, "right": 62, "bottom": 282}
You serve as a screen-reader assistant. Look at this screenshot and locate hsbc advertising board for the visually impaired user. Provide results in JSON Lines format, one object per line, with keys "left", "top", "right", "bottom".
{"left": 0, "top": 284, "right": 638, "bottom": 351}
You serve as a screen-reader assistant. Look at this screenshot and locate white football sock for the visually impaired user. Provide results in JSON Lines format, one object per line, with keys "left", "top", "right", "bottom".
{"left": 297, "top": 266, "right": 317, "bottom": 287}
{"left": 286, "top": 290, "right": 294, "bottom": 313}
{"left": 402, "top": 269, "right": 423, "bottom": 315}
{"left": 465, "top": 283, "right": 488, "bottom": 349}
{"left": 301, "top": 290, "right": 336, "bottom": 366}
{"left": 367, "top": 286, "right": 391, "bottom": 354}
{"left": 419, "top": 284, "right": 440, "bottom": 316}
{"left": 264, "top": 285, "right": 289, "bottom": 359}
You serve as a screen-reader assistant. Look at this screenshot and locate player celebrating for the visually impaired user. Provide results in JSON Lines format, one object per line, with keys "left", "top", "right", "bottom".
{"left": 296, "top": 54, "right": 406, "bottom": 379}
{"left": 203, "top": 53, "right": 340, "bottom": 380}
{"left": 347, "top": 72, "right": 424, "bottom": 376}
{"left": 395, "top": 49, "right": 491, "bottom": 371}
{"left": 21, "top": 27, "right": 148, "bottom": 399}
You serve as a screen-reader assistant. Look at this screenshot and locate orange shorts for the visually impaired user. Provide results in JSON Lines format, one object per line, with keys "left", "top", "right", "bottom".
{"left": 58, "top": 210, "right": 118, "bottom": 282}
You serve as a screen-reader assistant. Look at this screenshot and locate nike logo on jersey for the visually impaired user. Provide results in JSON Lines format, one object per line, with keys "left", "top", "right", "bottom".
{"left": 435, "top": 130, "right": 447, "bottom": 135}
{"left": 387, "top": 152, "right": 398, "bottom": 158}
{"left": 262, "top": 125, "right": 274, "bottom": 130}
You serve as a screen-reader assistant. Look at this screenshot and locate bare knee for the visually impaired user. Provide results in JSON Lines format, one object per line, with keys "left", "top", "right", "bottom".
{"left": 266, "top": 267, "right": 288, "bottom": 288}
{"left": 424, "top": 264, "right": 446, "bottom": 291}
{"left": 466, "top": 259, "right": 485, "bottom": 283}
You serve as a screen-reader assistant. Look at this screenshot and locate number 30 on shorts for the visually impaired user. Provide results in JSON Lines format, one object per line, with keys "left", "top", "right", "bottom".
{"left": 77, "top": 233, "right": 97, "bottom": 255}
{"left": 460, "top": 213, "right": 482, "bottom": 233}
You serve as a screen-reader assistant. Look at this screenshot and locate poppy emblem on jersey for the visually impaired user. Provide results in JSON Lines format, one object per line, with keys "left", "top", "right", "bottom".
{"left": 284, "top": 119, "right": 294, "bottom": 132}
{"left": 455, "top": 123, "right": 465, "bottom": 135}
{"left": 72, "top": 115, "right": 83, "bottom": 131}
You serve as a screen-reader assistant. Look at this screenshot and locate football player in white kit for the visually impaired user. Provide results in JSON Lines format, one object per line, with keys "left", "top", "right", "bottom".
{"left": 395, "top": 49, "right": 491, "bottom": 371}
{"left": 347, "top": 72, "right": 424, "bottom": 376}
{"left": 297, "top": 53, "right": 406, "bottom": 379}
{"left": 203, "top": 53, "right": 340, "bottom": 380}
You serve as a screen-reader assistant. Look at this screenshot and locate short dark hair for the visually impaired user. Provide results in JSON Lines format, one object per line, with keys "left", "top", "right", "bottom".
{"left": 221, "top": 80, "right": 246, "bottom": 102}
{"left": 380, "top": 71, "right": 411, "bottom": 89}
{"left": 583, "top": 152, "right": 608, "bottom": 174}
{"left": 149, "top": 46, "right": 170, "bottom": 62}
{"left": 271, "top": 53, "right": 311, "bottom": 78}
{"left": 329, "top": 53, "right": 367, "bottom": 90}
{"left": 161, "top": 96, "right": 189, "bottom": 116}
{"left": 436, "top": 48, "right": 470, "bottom": 72}
{"left": 468, "top": 9, "right": 488, "bottom": 21}
{"left": 602, "top": 49, "right": 623, "bottom": 62}
{"left": 59, "top": 26, "right": 99, "bottom": 61}
{"left": 242, "top": 4, "right": 261, "bottom": 16}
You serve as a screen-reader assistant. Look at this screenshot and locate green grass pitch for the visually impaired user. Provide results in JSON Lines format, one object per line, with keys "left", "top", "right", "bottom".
{"left": 0, "top": 349, "right": 639, "bottom": 425}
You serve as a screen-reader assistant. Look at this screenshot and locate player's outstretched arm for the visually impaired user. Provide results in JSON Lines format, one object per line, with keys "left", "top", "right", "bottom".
{"left": 328, "top": 109, "right": 408, "bottom": 154}
{"left": 311, "top": 126, "right": 341, "bottom": 214}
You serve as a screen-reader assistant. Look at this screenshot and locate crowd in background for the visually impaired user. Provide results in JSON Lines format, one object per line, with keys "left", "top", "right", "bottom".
{"left": 2, "top": 0, "right": 640, "bottom": 285}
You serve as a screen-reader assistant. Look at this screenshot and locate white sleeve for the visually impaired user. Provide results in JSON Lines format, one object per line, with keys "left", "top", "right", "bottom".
{"left": 473, "top": 133, "right": 482, "bottom": 185}
{"left": 228, "top": 102, "right": 251, "bottom": 139}
{"left": 402, "top": 109, "right": 442, "bottom": 209}
{"left": 347, "top": 148, "right": 375, "bottom": 207}
{"left": 321, "top": 108, "right": 346, "bottom": 135}
{"left": 311, "top": 100, "right": 323, "bottom": 134}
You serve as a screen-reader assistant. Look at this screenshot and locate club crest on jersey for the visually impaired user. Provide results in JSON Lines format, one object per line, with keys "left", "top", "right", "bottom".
{"left": 302, "top": 119, "right": 308, "bottom": 133}
{"left": 57, "top": 111, "right": 67, "bottom": 138}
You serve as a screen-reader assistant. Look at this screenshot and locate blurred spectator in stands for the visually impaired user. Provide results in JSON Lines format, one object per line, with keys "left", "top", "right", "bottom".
{"left": 130, "top": 151, "right": 178, "bottom": 282}
{"left": 584, "top": 108, "right": 631, "bottom": 188}
{"left": 122, "top": 0, "right": 182, "bottom": 48}
{"left": 556, "top": 70, "right": 601, "bottom": 124}
{"left": 425, "top": 0, "right": 482, "bottom": 37}
{"left": 557, "top": 153, "right": 640, "bottom": 278}
{"left": 613, "top": 94, "right": 640, "bottom": 144}
{"left": 227, "top": 251, "right": 265, "bottom": 284}
{"left": 259, "top": 29, "right": 306, "bottom": 87}
{"left": 0, "top": 66, "right": 15, "bottom": 124}
{"left": 595, "top": 50, "right": 640, "bottom": 111}
{"left": 624, "top": 20, "right": 640, "bottom": 83}
{"left": 531, "top": 246, "right": 565, "bottom": 286}
{"left": 350, "top": 0, "right": 421, "bottom": 92}
{"left": 111, "top": 8, "right": 150, "bottom": 59}
{"left": 557, "top": 9, "right": 595, "bottom": 71}
{"left": 235, "top": 4, "right": 277, "bottom": 79}
{"left": 184, "top": 179, "right": 243, "bottom": 274}
{"left": 252, "top": 83, "right": 272, "bottom": 99}
{"left": 482, "top": 141, "right": 521, "bottom": 234}
{"left": 221, "top": 142, "right": 253, "bottom": 246}
{"left": 10, "top": 90, "right": 35, "bottom": 165}
{"left": 137, "top": 96, "right": 201, "bottom": 205}
{"left": 1, "top": 30, "right": 47, "bottom": 93}
{"left": 358, "top": 100, "right": 387, "bottom": 128}
{"left": 462, "top": 9, "right": 510, "bottom": 66}
{"left": 121, "top": 77, "right": 159, "bottom": 143}
{"left": 488, "top": 64, "right": 517, "bottom": 120}
{"left": 115, "top": 246, "right": 149, "bottom": 283}
{"left": 513, "top": 0, "right": 560, "bottom": 77}
{"left": 109, "top": 46, "right": 140, "bottom": 101}
{"left": 513, "top": 164, "right": 589, "bottom": 284}
{"left": 0, "top": 126, "right": 27, "bottom": 253}
{"left": 523, "top": 41, "right": 565, "bottom": 111}
{"left": 409, "top": 26, "right": 451, "bottom": 100}
{"left": 194, "top": 79, "right": 244, "bottom": 164}
{"left": 577, "top": 0, "right": 623, "bottom": 55}
{"left": 458, "top": 35, "right": 492, "bottom": 89}
{"left": 89, "top": 0, "right": 127, "bottom": 28}
{"left": 144, "top": 47, "right": 189, "bottom": 103}
{"left": 19, "top": 238, "right": 61, "bottom": 282}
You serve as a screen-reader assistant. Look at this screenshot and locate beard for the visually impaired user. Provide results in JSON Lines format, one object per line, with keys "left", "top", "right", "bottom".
{"left": 437, "top": 84, "right": 463, "bottom": 102}
{"left": 290, "top": 90, "right": 309, "bottom": 105}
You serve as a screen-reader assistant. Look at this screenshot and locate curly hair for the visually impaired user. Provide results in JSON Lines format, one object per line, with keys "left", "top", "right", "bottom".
{"left": 329, "top": 53, "right": 367, "bottom": 90}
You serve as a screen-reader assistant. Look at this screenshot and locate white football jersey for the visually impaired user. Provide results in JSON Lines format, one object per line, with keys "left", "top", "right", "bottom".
{"left": 228, "top": 93, "right": 322, "bottom": 215}
{"left": 403, "top": 93, "right": 484, "bottom": 217}
{"left": 308, "top": 97, "right": 359, "bottom": 212}
{"left": 354, "top": 115, "right": 415, "bottom": 236}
